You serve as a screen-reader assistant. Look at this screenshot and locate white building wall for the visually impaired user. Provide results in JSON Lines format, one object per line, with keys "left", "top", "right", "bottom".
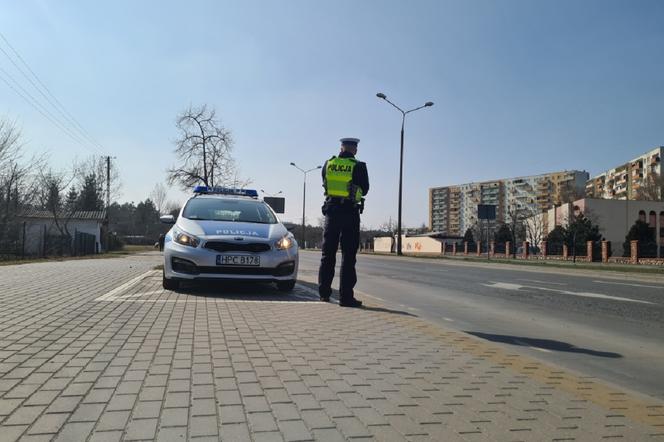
{"left": 536, "top": 198, "right": 664, "bottom": 253}
{"left": 22, "top": 219, "right": 103, "bottom": 255}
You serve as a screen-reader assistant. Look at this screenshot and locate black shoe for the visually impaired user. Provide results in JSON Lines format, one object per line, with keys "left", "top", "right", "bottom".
{"left": 339, "top": 299, "right": 363, "bottom": 308}
{"left": 320, "top": 296, "right": 330, "bottom": 302}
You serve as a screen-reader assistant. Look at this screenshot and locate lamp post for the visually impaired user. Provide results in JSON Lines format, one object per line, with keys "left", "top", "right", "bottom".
{"left": 376, "top": 92, "right": 434, "bottom": 255}
{"left": 290, "top": 163, "right": 321, "bottom": 249}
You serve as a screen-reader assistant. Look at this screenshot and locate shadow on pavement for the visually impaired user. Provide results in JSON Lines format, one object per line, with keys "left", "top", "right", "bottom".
{"left": 296, "top": 280, "right": 419, "bottom": 317}
{"left": 465, "top": 331, "right": 623, "bottom": 359}
{"left": 173, "top": 281, "right": 316, "bottom": 301}
{"left": 359, "top": 305, "right": 419, "bottom": 317}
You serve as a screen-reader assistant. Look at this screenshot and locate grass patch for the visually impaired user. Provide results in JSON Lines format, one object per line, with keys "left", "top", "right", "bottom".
{"left": 361, "top": 251, "right": 664, "bottom": 275}
{"left": 108, "top": 245, "right": 156, "bottom": 255}
{"left": 0, "top": 245, "right": 158, "bottom": 266}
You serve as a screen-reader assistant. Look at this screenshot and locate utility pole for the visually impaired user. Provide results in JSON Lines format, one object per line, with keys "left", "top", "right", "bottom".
{"left": 106, "top": 156, "right": 111, "bottom": 253}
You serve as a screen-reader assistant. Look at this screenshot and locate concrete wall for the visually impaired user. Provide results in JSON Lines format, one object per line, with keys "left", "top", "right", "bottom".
{"left": 373, "top": 237, "right": 394, "bottom": 253}
{"left": 401, "top": 236, "right": 443, "bottom": 254}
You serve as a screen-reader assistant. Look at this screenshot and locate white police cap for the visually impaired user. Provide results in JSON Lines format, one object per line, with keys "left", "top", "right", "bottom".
{"left": 340, "top": 137, "right": 360, "bottom": 147}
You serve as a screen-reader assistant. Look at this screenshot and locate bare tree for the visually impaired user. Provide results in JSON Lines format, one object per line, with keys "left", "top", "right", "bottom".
{"left": 472, "top": 221, "right": 493, "bottom": 248}
{"left": 150, "top": 183, "right": 168, "bottom": 214}
{"left": 164, "top": 200, "right": 183, "bottom": 218}
{"left": 0, "top": 120, "right": 43, "bottom": 249}
{"left": 73, "top": 155, "right": 122, "bottom": 203}
{"left": 505, "top": 205, "right": 527, "bottom": 250}
{"left": 378, "top": 217, "right": 396, "bottom": 234}
{"left": 35, "top": 168, "right": 79, "bottom": 254}
{"left": 636, "top": 171, "right": 664, "bottom": 201}
{"left": 167, "top": 104, "right": 246, "bottom": 189}
{"left": 524, "top": 207, "right": 546, "bottom": 250}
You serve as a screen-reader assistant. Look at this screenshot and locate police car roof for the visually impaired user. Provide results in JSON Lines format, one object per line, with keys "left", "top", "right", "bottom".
{"left": 193, "top": 193, "right": 260, "bottom": 201}
{"left": 192, "top": 186, "right": 259, "bottom": 198}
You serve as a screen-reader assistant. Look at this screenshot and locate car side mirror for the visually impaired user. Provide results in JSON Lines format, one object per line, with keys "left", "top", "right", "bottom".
{"left": 285, "top": 224, "right": 297, "bottom": 232}
{"left": 160, "top": 215, "right": 175, "bottom": 224}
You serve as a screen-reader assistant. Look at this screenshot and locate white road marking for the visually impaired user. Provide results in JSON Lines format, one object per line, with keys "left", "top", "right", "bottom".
{"left": 356, "top": 291, "right": 384, "bottom": 302}
{"left": 117, "top": 290, "right": 164, "bottom": 299}
{"left": 95, "top": 277, "right": 323, "bottom": 304}
{"left": 94, "top": 271, "right": 155, "bottom": 301}
{"left": 485, "top": 282, "right": 522, "bottom": 291}
{"left": 483, "top": 282, "right": 654, "bottom": 305}
{"left": 513, "top": 339, "right": 553, "bottom": 353}
{"left": 442, "top": 317, "right": 455, "bottom": 322}
{"left": 518, "top": 279, "right": 567, "bottom": 286}
{"left": 592, "top": 280, "right": 664, "bottom": 289}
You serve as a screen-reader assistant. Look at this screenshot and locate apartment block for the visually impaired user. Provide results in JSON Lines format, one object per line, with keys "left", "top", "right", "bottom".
{"left": 586, "top": 147, "right": 663, "bottom": 200}
{"left": 429, "top": 170, "right": 589, "bottom": 235}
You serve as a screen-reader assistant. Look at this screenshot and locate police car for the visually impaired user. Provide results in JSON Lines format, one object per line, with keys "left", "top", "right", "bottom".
{"left": 160, "top": 186, "right": 298, "bottom": 292}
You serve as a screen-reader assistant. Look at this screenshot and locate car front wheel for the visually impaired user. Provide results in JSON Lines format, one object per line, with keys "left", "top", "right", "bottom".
{"left": 276, "top": 280, "right": 296, "bottom": 292}
{"left": 163, "top": 272, "right": 180, "bottom": 291}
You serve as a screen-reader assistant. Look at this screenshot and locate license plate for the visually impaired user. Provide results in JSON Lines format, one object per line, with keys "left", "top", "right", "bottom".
{"left": 216, "top": 255, "right": 260, "bottom": 266}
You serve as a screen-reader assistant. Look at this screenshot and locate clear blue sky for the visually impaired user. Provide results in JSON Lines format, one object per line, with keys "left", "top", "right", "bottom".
{"left": 1, "top": 0, "right": 663, "bottom": 228}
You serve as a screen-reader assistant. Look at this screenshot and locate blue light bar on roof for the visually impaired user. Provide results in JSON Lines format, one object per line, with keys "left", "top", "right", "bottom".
{"left": 193, "top": 186, "right": 258, "bottom": 198}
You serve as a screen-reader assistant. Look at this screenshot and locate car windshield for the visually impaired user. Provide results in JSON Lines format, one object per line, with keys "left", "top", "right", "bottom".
{"left": 183, "top": 198, "right": 277, "bottom": 224}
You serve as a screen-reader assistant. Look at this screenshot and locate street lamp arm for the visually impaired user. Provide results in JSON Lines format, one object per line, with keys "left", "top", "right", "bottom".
{"left": 405, "top": 103, "right": 432, "bottom": 114}
{"left": 382, "top": 97, "right": 405, "bottom": 115}
{"left": 290, "top": 163, "right": 305, "bottom": 173}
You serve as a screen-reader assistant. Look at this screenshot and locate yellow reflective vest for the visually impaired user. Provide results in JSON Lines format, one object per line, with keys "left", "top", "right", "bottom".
{"left": 324, "top": 156, "right": 363, "bottom": 203}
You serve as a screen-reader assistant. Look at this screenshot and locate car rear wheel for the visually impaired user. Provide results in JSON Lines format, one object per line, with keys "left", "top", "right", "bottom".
{"left": 163, "top": 271, "right": 180, "bottom": 291}
{"left": 276, "top": 280, "right": 296, "bottom": 292}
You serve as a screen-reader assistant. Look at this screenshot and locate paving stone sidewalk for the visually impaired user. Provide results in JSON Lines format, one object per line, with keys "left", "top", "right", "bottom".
{"left": 0, "top": 254, "right": 663, "bottom": 441}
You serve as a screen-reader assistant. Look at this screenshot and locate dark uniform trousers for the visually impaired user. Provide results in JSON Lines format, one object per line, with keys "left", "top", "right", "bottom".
{"left": 318, "top": 203, "right": 361, "bottom": 302}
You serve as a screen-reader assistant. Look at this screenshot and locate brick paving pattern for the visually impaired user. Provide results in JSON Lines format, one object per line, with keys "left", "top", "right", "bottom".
{"left": 0, "top": 253, "right": 663, "bottom": 441}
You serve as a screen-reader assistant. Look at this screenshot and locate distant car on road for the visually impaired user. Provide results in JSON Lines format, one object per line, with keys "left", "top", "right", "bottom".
{"left": 161, "top": 186, "right": 298, "bottom": 292}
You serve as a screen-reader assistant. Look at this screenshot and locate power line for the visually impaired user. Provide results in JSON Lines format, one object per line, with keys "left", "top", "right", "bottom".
{"left": 0, "top": 31, "right": 106, "bottom": 153}
{"left": 0, "top": 67, "right": 95, "bottom": 152}
{"left": 0, "top": 32, "right": 106, "bottom": 156}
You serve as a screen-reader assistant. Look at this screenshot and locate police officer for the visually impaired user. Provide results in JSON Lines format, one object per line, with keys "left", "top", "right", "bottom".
{"left": 318, "top": 137, "right": 369, "bottom": 307}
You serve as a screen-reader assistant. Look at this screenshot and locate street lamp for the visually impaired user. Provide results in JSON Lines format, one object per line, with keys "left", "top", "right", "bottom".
{"left": 290, "top": 163, "right": 322, "bottom": 249}
{"left": 376, "top": 92, "right": 434, "bottom": 255}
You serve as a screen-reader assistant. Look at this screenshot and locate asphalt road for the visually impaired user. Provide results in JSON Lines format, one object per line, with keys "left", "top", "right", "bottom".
{"left": 298, "top": 251, "right": 664, "bottom": 400}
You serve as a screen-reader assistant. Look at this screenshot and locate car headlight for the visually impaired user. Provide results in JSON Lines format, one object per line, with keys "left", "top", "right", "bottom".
{"left": 173, "top": 228, "right": 200, "bottom": 248}
{"left": 275, "top": 234, "right": 295, "bottom": 250}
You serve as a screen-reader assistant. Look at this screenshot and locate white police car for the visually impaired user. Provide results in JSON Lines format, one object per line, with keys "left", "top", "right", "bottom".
{"left": 160, "top": 186, "right": 298, "bottom": 292}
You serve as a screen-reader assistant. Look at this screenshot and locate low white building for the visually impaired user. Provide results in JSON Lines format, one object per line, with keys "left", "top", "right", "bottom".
{"left": 527, "top": 198, "right": 664, "bottom": 253}
{"left": 19, "top": 209, "right": 106, "bottom": 256}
